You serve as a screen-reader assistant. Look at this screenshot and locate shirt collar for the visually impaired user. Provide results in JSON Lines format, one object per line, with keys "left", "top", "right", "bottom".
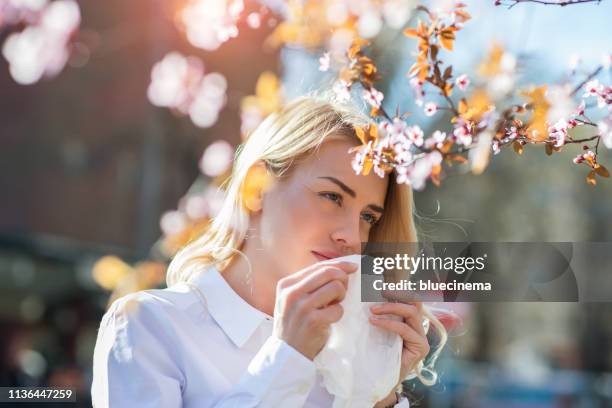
{"left": 191, "top": 264, "right": 272, "bottom": 348}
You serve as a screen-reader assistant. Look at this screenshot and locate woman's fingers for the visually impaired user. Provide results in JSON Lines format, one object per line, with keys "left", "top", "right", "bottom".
{"left": 306, "top": 279, "right": 347, "bottom": 309}
{"left": 370, "top": 302, "right": 426, "bottom": 336}
{"left": 294, "top": 265, "right": 352, "bottom": 294}
{"left": 369, "top": 316, "right": 430, "bottom": 359}
{"left": 279, "top": 260, "right": 358, "bottom": 290}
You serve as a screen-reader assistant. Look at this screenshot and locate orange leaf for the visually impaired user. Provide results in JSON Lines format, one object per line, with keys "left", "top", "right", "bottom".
{"left": 586, "top": 170, "right": 597, "bottom": 185}
{"left": 595, "top": 164, "right": 610, "bottom": 178}
{"left": 458, "top": 99, "right": 468, "bottom": 115}
{"left": 403, "top": 28, "right": 419, "bottom": 38}
{"left": 362, "top": 158, "right": 373, "bottom": 176}
{"left": 513, "top": 141, "right": 524, "bottom": 155}
{"left": 545, "top": 144, "right": 553, "bottom": 156}
{"left": 354, "top": 126, "right": 366, "bottom": 145}
{"left": 439, "top": 34, "right": 454, "bottom": 51}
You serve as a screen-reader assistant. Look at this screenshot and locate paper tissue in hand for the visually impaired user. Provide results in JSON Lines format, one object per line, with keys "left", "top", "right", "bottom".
{"left": 314, "top": 254, "right": 403, "bottom": 408}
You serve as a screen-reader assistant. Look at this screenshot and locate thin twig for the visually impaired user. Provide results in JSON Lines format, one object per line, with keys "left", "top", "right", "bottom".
{"left": 571, "top": 65, "right": 603, "bottom": 96}
{"left": 501, "top": 0, "right": 604, "bottom": 9}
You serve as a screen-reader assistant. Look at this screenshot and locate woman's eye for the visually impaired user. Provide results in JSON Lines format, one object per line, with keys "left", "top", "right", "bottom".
{"left": 361, "top": 212, "right": 379, "bottom": 226}
{"left": 319, "top": 192, "right": 342, "bottom": 206}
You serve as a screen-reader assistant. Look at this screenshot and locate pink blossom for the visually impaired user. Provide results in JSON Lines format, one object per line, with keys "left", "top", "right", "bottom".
{"left": 575, "top": 101, "right": 585, "bottom": 117}
{"left": 160, "top": 210, "right": 187, "bottom": 236}
{"left": 405, "top": 125, "right": 424, "bottom": 147}
{"left": 453, "top": 121, "right": 473, "bottom": 146}
{"left": 455, "top": 74, "right": 470, "bottom": 91}
{"left": 351, "top": 141, "right": 372, "bottom": 175}
{"left": 147, "top": 52, "right": 226, "bottom": 128}
{"left": 333, "top": 80, "right": 351, "bottom": 102}
{"left": 180, "top": 0, "right": 244, "bottom": 51}
{"left": 492, "top": 140, "right": 500, "bottom": 155}
{"left": 395, "top": 151, "right": 442, "bottom": 190}
{"left": 363, "top": 87, "right": 384, "bottom": 109}
{"left": 424, "top": 130, "right": 447, "bottom": 149}
{"left": 597, "top": 86, "right": 612, "bottom": 108}
{"left": 583, "top": 79, "right": 603, "bottom": 98}
{"left": 506, "top": 126, "right": 518, "bottom": 141}
{"left": 574, "top": 150, "right": 596, "bottom": 164}
{"left": 548, "top": 118, "right": 568, "bottom": 148}
{"left": 199, "top": 140, "right": 234, "bottom": 177}
{"left": 2, "top": 0, "right": 81, "bottom": 85}
{"left": 409, "top": 77, "right": 425, "bottom": 106}
{"left": 424, "top": 102, "right": 438, "bottom": 117}
{"left": 572, "top": 154, "right": 583, "bottom": 164}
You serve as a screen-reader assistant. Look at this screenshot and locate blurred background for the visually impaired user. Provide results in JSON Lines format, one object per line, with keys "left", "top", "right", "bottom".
{"left": 1, "top": 0, "right": 611, "bottom": 406}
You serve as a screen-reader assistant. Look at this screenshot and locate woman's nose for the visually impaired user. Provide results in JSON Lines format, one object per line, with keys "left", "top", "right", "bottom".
{"left": 330, "top": 218, "right": 362, "bottom": 254}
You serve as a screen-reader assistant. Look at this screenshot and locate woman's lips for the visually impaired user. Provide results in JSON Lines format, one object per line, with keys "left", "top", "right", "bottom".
{"left": 311, "top": 250, "right": 341, "bottom": 261}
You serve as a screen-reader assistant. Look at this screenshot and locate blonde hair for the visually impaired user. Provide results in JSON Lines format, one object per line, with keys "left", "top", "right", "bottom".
{"left": 166, "top": 92, "right": 447, "bottom": 386}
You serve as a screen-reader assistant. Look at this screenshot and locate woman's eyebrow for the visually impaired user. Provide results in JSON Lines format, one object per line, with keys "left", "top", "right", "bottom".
{"left": 368, "top": 204, "right": 384, "bottom": 214}
{"left": 317, "top": 176, "right": 384, "bottom": 213}
{"left": 318, "top": 176, "right": 356, "bottom": 197}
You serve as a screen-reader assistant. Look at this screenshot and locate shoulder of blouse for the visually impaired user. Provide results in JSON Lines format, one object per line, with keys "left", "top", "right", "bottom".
{"left": 102, "top": 282, "right": 205, "bottom": 329}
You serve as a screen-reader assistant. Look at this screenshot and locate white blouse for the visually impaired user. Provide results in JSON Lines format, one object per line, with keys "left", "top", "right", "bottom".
{"left": 91, "top": 265, "right": 409, "bottom": 407}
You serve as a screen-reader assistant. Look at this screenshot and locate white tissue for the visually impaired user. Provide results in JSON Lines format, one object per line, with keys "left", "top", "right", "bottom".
{"left": 314, "top": 254, "right": 403, "bottom": 408}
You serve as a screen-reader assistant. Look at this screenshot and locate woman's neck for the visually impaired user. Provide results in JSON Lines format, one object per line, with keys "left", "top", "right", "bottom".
{"left": 220, "top": 248, "right": 277, "bottom": 317}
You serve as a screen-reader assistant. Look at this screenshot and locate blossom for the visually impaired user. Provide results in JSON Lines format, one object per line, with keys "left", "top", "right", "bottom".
{"left": 363, "top": 87, "right": 384, "bottom": 109}
{"left": 453, "top": 120, "right": 473, "bottom": 146}
{"left": 548, "top": 118, "right": 568, "bottom": 148}
{"left": 333, "top": 80, "right": 351, "bottom": 102}
{"left": 351, "top": 141, "right": 373, "bottom": 175}
{"left": 2, "top": 0, "right": 81, "bottom": 85}
{"left": 405, "top": 125, "right": 424, "bottom": 147}
{"left": 492, "top": 140, "right": 501, "bottom": 155}
{"left": 380, "top": 117, "right": 407, "bottom": 140}
{"left": 574, "top": 101, "right": 585, "bottom": 117}
{"left": 395, "top": 151, "right": 442, "bottom": 190}
{"left": 319, "top": 52, "right": 330, "bottom": 72}
{"left": 583, "top": 79, "right": 603, "bottom": 98}
{"left": 189, "top": 72, "right": 228, "bottom": 128}
{"left": 199, "top": 140, "right": 234, "bottom": 177}
{"left": 455, "top": 74, "right": 470, "bottom": 91}
{"left": 546, "top": 85, "right": 574, "bottom": 125}
{"left": 573, "top": 150, "right": 596, "bottom": 165}
{"left": 424, "top": 102, "right": 438, "bottom": 116}
{"left": 506, "top": 126, "right": 518, "bottom": 141}
{"left": 424, "top": 130, "right": 447, "bottom": 149}
{"left": 160, "top": 210, "right": 188, "bottom": 236}
{"left": 409, "top": 77, "right": 425, "bottom": 106}
{"left": 180, "top": 0, "right": 244, "bottom": 51}
{"left": 147, "top": 52, "right": 227, "bottom": 128}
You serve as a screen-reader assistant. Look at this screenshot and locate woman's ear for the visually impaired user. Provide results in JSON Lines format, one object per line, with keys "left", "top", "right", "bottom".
{"left": 241, "top": 160, "right": 274, "bottom": 213}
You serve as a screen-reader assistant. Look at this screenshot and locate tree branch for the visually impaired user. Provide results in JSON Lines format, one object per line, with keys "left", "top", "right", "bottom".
{"left": 497, "top": 0, "right": 604, "bottom": 9}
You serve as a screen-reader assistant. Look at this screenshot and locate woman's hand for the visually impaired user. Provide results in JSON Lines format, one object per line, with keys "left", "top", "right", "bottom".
{"left": 370, "top": 301, "right": 430, "bottom": 408}
{"left": 273, "top": 260, "right": 358, "bottom": 360}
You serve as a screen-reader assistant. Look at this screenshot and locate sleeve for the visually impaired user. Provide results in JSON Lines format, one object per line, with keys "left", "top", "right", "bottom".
{"left": 91, "top": 295, "right": 185, "bottom": 408}
{"left": 214, "top": 335, "right": 317, "bottom": 407}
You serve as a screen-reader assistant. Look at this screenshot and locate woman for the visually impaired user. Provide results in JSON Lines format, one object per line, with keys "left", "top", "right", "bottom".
{"left": 91, "top": 94, "right": 446, "bottom": 407}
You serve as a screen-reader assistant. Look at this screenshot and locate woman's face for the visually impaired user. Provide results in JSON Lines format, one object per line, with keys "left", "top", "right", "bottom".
{"left": 252, "top": 137, "right": 389, "bottom": 280}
